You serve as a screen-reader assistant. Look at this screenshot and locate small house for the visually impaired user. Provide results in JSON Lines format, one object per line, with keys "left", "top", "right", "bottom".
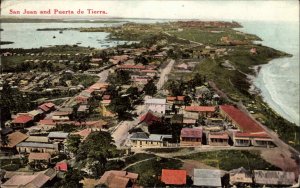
{"left": 193, "top": 169, "right": 225, "bottom": 187}
{"left": 145, "top": 98, "right": 166, "bottom": 114}
{"left": 12, "top": 114, "right": 34, "bottom": 129}
{"left": 184, "top": 106, "right": 216, "bottom": 119}
{"left": 207, "top": 132, "right": 229, "bottom": 146}
{"left": 180, "top": 127, "right": 203, "bottom": 146}
{"left": 229, "top": 167, "right": 253, "bottom": 186}
{"left": 129, "top": 132, "right": 172, "bottom": 148}
{"left": 97, "top": 170, "right": 138, "bottom": 188}
{"left": 253, "top": 170, "right": 295, "bottom": 186}
{"left": 161, "top": 169, "right": 187, "bottom": 185}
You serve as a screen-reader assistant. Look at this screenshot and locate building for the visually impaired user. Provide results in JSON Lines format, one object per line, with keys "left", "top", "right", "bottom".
{"left": 37, "top": 119, "right": 56, "bottom": 130}
{"left": 220, "top": 105, "right": 275, "bottom": 147}
{"left": 253, "top": 170, "right": 295, "bottom": 186}
{"left": 145, "top": 98, "right": 166, "bottom": 114}
{"left": 55, "top": 161, "right": 68, "bottom": 172}
{"left": 207, "top": 132, "right": 229, "bottom": 146}
{"left": 1, "top": 168, "right": 57, "bottom": 188}
{"left": 229, "top": 167, "right": 253, "bottom": 186}
{"left": 52, "top": 111, "right": 71, "bottom": 122}
{"left": 129, "top": 132, "right": 172, "bottom": 148}
{"left": 25, "top": 136, "right": 49, "bottom": 143}
{"left": 139, "top": 110, "right": 162, "bottom": 126}
{"left": 184, "top": 106, "right": 216, "bottom": 119}
{"left": 233, "top": 132, "right": 274, "bottom": 147}
{"left": 28, "top": 152, "right": 51, "bottom": 165}
{"left": 0, "top": 131, "right": 29, "bottom": 149}
{"left": 180, "top": 127, "right": 203, "bottom": 146}
{"left": 38, "top": 102, "right": 55, "bottom": 113}
{"left": 161, "top": 169, "right": 187, "bottom": 185}
{"left": 193, "top": 169, "right": 225, "bottom": 187}
{"left": 48, "top": 132, "right": 69, "bottom": 142}
{"left": 97, "top": 170, "right": 138, "bottom": 188}
{"left": 12, "top": 114, "right": 34, "bottom": 129}
{"left": 16, "top": 142, "right": 59, "bottom": 154}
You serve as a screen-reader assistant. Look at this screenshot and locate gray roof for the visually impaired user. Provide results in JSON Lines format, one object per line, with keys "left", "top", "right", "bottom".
{"left": 130, "top": 132, "right": 172, "bottom": 142}
{"left": 16, "top": 142, "right": 56, "bottom": 149}
{"left": 193, "top": 169, "right": 225, "bottom": 187}
{"left": 145, "top": 98, "right": 166, "bottom": 105}
{"left": 254, "top": 170, "right": 295, "bottom": 185}
{"left": 47, "top": 132, "right": 69, "bottom": 139}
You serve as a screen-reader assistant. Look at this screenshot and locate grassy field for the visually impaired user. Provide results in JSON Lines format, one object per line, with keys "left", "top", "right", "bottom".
{"left": 178, "top": 150, "right": 279, "bottom": 171}
{"left": 168, "top": 28, "right": 260, "bottom": 45}
{"left": 126, "top": 157, "right": 183, "bottom": 187}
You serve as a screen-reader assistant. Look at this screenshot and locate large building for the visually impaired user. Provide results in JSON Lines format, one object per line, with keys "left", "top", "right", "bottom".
{"left": 219, "top": 105, "right": 275, "bottom": 147}
{"left": 145, "top": 98, "right": 166, "bottom": 114}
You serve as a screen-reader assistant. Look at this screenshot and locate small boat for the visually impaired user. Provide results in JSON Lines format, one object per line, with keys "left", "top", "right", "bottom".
{"left": 59, "top": 30, "right": 63, "bottom": 34}
{"left": 53, "top": 36, "right": 56, "bottom": 39}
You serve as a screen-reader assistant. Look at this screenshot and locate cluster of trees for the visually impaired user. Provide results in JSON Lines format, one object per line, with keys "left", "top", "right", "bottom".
{"left": 107, "top": 70, "right": 130, "bottom": 85}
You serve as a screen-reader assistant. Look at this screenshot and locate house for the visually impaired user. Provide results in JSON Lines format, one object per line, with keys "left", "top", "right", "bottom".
{"left": 229, "top": 167, "right": 253, "bottom": 186}
{"left": 161, "top": 169, "right": 187, "bottom": 185}
{"left": 16, "top": 142, "right": 59, "bottom": 154}
{"left": 145, "top": 98, "right": 166, "bottom": 114}
{"left": 193, "top": 169, "right": 225, "bottom": 187}
{"left": 72, "top": 129, "right": 92, "bottom": 140}
{"left": 12, "top": 114, "right": 34, "bottom": 129}
{"left": 220, "top": 105, "right": 275, "bottom": 147}
{"left": 117, "top": 64, "right": 146, "bottom": 71}
{"left": 207, "top": 132, "right": 229, "bottom": 146}
{"left": 184, "top": 106, "right": 216, "bottom": 119}
{"left": 38, "top": 119, "right": 56, "bottom": 130}
{"left": 75, "top": 120, "right": 108, "bottom": 131}
{"left": 139, "top": 110, "right": 162, "bottom": 126}
{"left": 129, "top": 132, "right": 172, "bottom": 148}
{"left": 38, "top": 102, "right": 55, "bottom": 113}
{"left": 97, "top": 170, "right": 138, "bottom": 188}
{"left": 52, "top": 111, "right": 71, "bottom": 122}
{"left": 0, "top": 131, "right": 29, "bottom": 149}
{"left": 28, "top": 152, "right": 51, "bottom": 166}
{"left": 25, "top": 136, "right": 49, "bottom": 143}
{"left": 28, "top": 109, "right": 44, "bottom": 121}
{"left": 253, "top": 170, "right": 295, "bottom": 186}
{"left": 1, "top": 168, "right": 57, "bottom": 188}
{"left": 55, "top": 161, "right": 68, "bottom": 172}
{"left": 233, "top": 132, "right": 274, "bottom": 147}
{"left": 180, "top": 127, "right": 203, "bottom": 146}
{"left": 48, "top": 132, "right": 69, "bottom": 142}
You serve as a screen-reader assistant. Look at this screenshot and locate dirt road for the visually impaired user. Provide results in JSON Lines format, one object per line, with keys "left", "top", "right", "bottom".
{"left": 156, "top": 59, "right": 175, "bottom": 90}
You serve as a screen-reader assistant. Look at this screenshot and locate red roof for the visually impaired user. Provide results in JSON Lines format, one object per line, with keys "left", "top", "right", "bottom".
{"left": 181, "top": 128, "right": 202, "bottom": 138}
{"left": 220, "top": 105, "right": 265, "bottom": 133}
{"left": 161, "top": 169, "right": 187, "bottom": 185}
{"left": 13, "top": 115, "right": 33, "bottom": 124}
{"left": 139, "top": 111, "right": 161, "bottom": 125}
{"left": 118, "top": 65, "right": 146, "bottom": 70}
{"left": 209, "top": 132, "right": 229, "bottom": 139}
{"left": 38, "top": 119, "right": 56, "bottom": 126}
{"left": 28, "top": 152, "right": 51, "bottom": 160}
{"left": 55, "top": 162, "right": 68, "bottom": 171}
{"left": 185, "top": 106, "right": 216, "bottom": 112}
{"left": 235, "top": 132, "right": 270, "bottom": 138}
{"left": 177, "top": 96, "right": 185, "bottom": 101}
{"left": 102, "top": 95, "right": 111, "bottom": 100}
{"left": 38, "top": 102, "right": 55, "bottom": 112}
{"left": 167, "top": 96, "right": 176, "bottom": 102}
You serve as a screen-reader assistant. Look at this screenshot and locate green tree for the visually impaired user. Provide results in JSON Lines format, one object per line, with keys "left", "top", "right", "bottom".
{"left": 55, "top": 168, "right": 84, "bottom": 188}
{"left": 143, "top": 80, "right": 157, "bottom": 96}
{"left": 76, "top": 131, "right": 119, "bottom": 178}
{"left": 66, "top": 135, "right": 81, "bottom": 155}
{"left": 108, "top": 95, "right": 132, "bottom": 119}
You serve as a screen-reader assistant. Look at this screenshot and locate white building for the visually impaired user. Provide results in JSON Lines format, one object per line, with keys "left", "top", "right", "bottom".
{"left": 145, "top": 98, "right": 166, "bottom": 114}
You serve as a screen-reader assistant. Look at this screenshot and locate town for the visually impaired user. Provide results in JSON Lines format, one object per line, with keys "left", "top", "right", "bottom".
{"left": 0, "top": 20, "right": 299, "bottom": 187}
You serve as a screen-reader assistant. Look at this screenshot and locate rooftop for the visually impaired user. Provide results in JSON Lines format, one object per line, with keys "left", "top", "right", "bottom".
{"left": 28, "top": 152, "right": 51, "bottom": 160}
{"left": 48, "top": 132, "right": 69, "bottom": 139}
{"left": 0, "top": 131, "right": 29, "bottom": 148}
{"left": 13, "top": 114, "right": 33, "bottom": 124}
{"left": 193, "top": 169, "right": 225, "bottom": 187}
{"left": 145, "top": 98, "right": 166, "bottom": 105}
{"left": 161, "top": 169, "right": 187, "bottom": 185}
{"left": 220, "top": 105, "right": 265, "bottom": 133}
{"left": 254, "top": 170, "right": 295, "bottom": 185}
{"left": 16, "top": 142, "right": 57, "bottom": 149}
{"left": 185, "top": 106, "right": 216, "bottom": 112}
{"left": 181, "top": 127, "right": 203, "bottom": 138}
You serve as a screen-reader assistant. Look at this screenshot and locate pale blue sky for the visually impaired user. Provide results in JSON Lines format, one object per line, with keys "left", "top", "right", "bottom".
{"left": 1, "top": 0, "right": 299, "bottom": 22}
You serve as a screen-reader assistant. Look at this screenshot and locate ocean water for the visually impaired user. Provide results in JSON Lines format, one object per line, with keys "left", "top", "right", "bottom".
{"left": 238, "top": 21, "right": 299, "bottom": 126}
{"left": 0, "top": 22, "right": 131, "bottom": 49}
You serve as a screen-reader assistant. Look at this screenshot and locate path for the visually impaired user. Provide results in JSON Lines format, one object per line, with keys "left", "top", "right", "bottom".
{"left": 122, "top": 157, "right": 156, "bottom": 171}
{"left": 156, "top": 59, "right": 175, "bottom": 90}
